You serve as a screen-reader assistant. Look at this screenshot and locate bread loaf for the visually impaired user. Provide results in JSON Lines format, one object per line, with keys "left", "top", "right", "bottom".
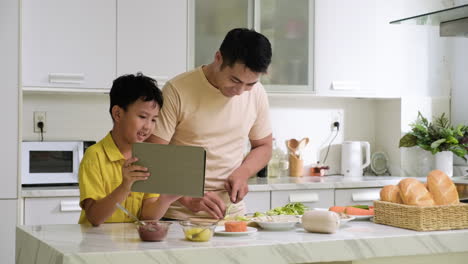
{"left": 427, "top": 170, "right": 459, "bottom": 205}
{"left": 380, "top": 185, "right": 402, "bottom": 204}
{"left": 398, "top": 178, "right": 435, "bottom": 206}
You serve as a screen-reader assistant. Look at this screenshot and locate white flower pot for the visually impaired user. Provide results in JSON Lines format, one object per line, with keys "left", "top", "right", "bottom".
{"left": 434, "top": 151, "right": 453, "bottom": 177}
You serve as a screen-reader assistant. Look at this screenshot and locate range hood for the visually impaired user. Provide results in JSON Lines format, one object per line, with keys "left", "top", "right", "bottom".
{"left": 390, "top": 4, "right": 468, "bottom": 37}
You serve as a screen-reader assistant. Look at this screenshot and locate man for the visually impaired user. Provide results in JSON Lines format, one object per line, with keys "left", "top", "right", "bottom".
{"left": 147, "top": 28, "right": 273, "bottom": 220}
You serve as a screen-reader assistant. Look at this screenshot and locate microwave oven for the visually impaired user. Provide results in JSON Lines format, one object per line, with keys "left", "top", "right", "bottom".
{"left": 21, "top": 141, "right": 95, "bottom": 186}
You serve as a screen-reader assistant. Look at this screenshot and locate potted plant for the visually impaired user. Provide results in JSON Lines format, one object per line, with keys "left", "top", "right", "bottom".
{"left": 399, "top": 112, "right": 468, "bottom": 177}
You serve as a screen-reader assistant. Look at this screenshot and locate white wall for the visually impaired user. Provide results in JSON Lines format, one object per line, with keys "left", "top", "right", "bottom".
{"left": 375, "top": 99, "right": 401, "bottom": 175}
{"left": 268, "top": 96, "right": 396, "bottom": 175}
{"left": 23, "top": 93, "right": 111, "bottom": 142}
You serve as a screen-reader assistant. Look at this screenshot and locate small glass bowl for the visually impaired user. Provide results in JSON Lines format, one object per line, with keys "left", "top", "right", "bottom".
{"left": 136, "top": 220, "right": 172, "bottom": 242}
{"left": 179, "top": 220, "right": 217, "bottom": 242}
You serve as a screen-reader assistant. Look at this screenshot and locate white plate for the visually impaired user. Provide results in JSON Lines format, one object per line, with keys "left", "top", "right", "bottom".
{"left": 348, "top": 215, "right": 373, "bottom": 220}
{"left": 339, "top": 216, "right": 356, "bottom": 225}
{"left": 214, "top": 226, "right": 257, "bottom": 236}
{"left": 256, "top": 221, "right": 297, "bottom": 231}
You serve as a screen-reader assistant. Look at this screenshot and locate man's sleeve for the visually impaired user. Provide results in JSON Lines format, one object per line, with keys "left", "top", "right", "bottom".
{"left": 153, "top": 82, "right": 180, "bottom": 142}
{"left": 249, "top": 84, "right": 272, "bottom": 140}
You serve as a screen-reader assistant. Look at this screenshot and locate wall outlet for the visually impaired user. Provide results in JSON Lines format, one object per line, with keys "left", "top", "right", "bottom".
{"left": 34, "top": 111, "right": 47, "bottom": 133}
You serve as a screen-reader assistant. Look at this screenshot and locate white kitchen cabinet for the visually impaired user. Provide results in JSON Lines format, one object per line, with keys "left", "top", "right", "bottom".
{"left": 334, "top": 188, "right": 381, "bottom": 206}
{"left": 315, "top": 0, "right": 377, "bottom": 97}
{"left": 22, "top": 0, "right": 116, "bottom": 90}
{"left": 243, "top": 191, "right": 270, "bottom": 214}
{"left": 24, "top": 197, "right": 81, "bottom": 225}
{"left": 117, "top": 0, "right": 187, "bottom": 86}
{"left": 271, "top": 189, "right": 334, "bottom": 209}
{"left": 191, "top": 0, "right": 313, "bottom": 93}
{"left": 0, "top": 200, "right": 17, "bottom": 264}
{"left": 1, "top": 0, "right": 19, "bottom": 263}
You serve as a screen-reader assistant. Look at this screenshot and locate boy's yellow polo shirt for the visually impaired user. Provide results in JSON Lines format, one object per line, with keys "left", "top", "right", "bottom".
{"left": 78, "top": 132, "right": 159, "bottom": 225}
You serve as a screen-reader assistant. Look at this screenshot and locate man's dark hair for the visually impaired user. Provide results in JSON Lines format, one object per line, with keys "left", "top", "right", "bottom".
{"left": 109, "top": 73, "right": 163, "bottom": 120}
{"left": 219, "top": 28, "right": 272, "bottom": 73}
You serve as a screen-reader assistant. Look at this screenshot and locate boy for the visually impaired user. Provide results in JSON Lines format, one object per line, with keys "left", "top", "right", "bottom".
{"left": 78, "top": 73, "right": 180, "bottom": 226}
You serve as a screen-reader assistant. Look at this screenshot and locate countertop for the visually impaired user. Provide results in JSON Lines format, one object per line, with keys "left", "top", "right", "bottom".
{"left": 16, "top": 220, "right": 468, "bottom": 264}
{"left": 21, "top": 176, "right": 468, "bottom": 198}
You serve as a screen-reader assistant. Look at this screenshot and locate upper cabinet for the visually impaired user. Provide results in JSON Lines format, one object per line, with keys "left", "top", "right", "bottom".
{"left": 191, "top": 0, "right": 313, "bottom": 93}
{"left": 22, "top": 0, "right": 116, "bottom": 91}
{"left": 314, "top": 0, "right": 378, "bottom": 97}
{"left": 22, "top": 0, "right": 188, "bottom": 92}
{"left": 117, "top": 0, "right": 188, "bottom": 87}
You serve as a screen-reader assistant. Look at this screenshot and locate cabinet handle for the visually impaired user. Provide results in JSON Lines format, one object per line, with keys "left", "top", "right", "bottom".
{"left": 60, "top": 200, "right": 81, "bottom": 212}
{"left": 289, "top": 193, "right": 319, "bottom": 203}
{"left": 352, "top": 192, "right": 380, "bottom": 202}
{"left": 331, "top": 81, "right": 361, "bottom": 91}
{"left": 49, "top": 73, "right": 85, "bottom": 84}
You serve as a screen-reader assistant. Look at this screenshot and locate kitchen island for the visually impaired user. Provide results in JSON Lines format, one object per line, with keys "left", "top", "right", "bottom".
{"left": 16, "top": 220, "right": 468, "bottom": 264}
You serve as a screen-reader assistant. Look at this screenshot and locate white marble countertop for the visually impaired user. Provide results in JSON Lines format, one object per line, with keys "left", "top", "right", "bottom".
{"left": 21, "top": 176, "right": 468, "bottom": 197}
{"left": 16, "top": 220, "right": 468, "bottom": 264}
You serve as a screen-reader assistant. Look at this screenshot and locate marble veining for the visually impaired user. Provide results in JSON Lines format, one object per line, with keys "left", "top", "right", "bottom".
{"left": 16, "top": 220, "right": 468, "bottom": 264}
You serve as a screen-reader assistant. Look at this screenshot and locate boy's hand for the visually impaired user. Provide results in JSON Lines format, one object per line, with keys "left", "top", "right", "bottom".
{"left": 121, "top": 157, "right": 150, "bottom": 191}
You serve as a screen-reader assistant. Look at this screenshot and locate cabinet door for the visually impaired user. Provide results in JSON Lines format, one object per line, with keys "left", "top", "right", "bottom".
{"left": 22, "top": 0, "right": 116, "bottom": 89}
{"left": 0, "top": 0, "right": 18, "bottom": 199}
{"left": 24, "top": 197, "right": 81, "bottom": 225}
{"left": 192, "top": 0, "right": 250, "bottom": 68}
{"left": 0, "top": 200, "right": 16, "bottom": 264}
{"left": 117, "top": 0, "right": 187, "bottom": 86}
{"left": 315, "top": 0, "right": 377, "bottom": 97}
{"left": 258, "top": 0, "right": 313, "bottom": 92}
{"left": 271, "top": 189, "right": 334, "bottom": 209}
{"left": 334, "top": 188, "right": 381, "bottom": 206}
{"left": 244, "top": 191, "right": 270, "bottom": 213}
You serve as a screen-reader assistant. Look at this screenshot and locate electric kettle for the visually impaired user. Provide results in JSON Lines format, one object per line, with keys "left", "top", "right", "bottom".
{"left": 341, "top": 141, "right": 371, "bottom": 177}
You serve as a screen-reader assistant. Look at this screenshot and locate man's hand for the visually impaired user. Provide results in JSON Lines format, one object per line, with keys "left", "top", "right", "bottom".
{"left": 180, "top": 192, "right": 226, "bottom": 219}
{"left": 224, "top": 169, "right": 250, "bottom": 204}
{"left": 121, "top": 157, "right": 150, "bottom": 191}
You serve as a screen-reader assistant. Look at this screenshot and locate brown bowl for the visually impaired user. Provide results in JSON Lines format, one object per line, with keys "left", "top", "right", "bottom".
{"left": 136, "top": 220, "right": 172, "bottom": 242}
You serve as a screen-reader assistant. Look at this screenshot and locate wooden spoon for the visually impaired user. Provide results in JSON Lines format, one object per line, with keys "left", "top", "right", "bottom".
{"left": 287, "top": 139, "right": 299, "bottom": 155}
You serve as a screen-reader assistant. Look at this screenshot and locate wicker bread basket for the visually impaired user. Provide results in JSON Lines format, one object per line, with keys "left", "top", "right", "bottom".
{"left": 373, "top": 200, "right": 468, "bottom": 231}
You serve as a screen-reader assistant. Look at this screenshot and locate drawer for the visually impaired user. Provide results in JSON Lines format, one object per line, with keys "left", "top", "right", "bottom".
{"left": 334, "top": 188, "right": 381, "bottom": 206}
{"left": 271, "top": 189, "right": 334, "bottom": 209}
{"left": 24, "top": 197, "right": 81, "bottom": 225}
{"left": 244, "top": 191, "right": 270, "bottom": 214}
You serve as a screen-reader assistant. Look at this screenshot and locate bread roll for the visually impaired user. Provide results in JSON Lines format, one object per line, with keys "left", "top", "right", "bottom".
{"left": 427, "top": 170, "right": 459, "bottom": 205}
{"left": 380, "top": 185, "right": 403, "bottom": 204}
{"left": 398, "top": 178, "right": 435, "bottom": 206}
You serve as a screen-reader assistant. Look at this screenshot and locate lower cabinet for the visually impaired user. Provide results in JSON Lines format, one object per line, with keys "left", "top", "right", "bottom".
{"left": 334, "top": 188, "right": 382, "bottom": 206}
{"left": 271, "top": 189, "right": 335, "bottom": 209}
{"left": 24, "top": 197, "right": 81, "bottom": 225}
{"left": 244, "top": 191, "right": 270, "bottom": 214}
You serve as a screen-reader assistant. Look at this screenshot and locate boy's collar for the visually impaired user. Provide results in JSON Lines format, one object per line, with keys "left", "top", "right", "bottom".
{"left": 102, "top": 132, "right": 125, "bottom": 162}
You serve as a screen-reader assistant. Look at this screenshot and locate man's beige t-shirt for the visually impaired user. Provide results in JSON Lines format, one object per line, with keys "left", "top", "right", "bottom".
{"left": 154, "top": 66, "right": 272, "bottom": 219}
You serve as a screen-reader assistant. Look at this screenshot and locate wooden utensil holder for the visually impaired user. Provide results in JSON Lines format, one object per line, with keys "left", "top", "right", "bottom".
{"left": 289, "top": 154, "right": 304, "bottom": 177}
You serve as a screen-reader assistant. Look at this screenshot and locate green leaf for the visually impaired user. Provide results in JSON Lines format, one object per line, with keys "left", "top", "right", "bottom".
{"left": 351, "top": 205, "right": 370, "bottom": 210}
{"left": 430, "top": 138, "right": 446, "bottom": 149}
{"left": 399, "top": 134, "right": 417, "bottom": 147}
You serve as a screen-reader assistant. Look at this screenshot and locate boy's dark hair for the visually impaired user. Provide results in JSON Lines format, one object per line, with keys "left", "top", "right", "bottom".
{"left": 219, "top": 28, "right": 272, "bottom": 73}
{"left": 109, "top": 73, "right": 163, "bottom": 120}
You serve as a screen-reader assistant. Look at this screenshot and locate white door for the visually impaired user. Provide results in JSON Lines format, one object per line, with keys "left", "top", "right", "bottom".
{"left": 315, "top": 0, "right": 377, "bottom": 97}
{"left": 22, "top": 0, "right": 116, "bottom": 90}
{"left": 0, "top": 0, "right": 19, "bottom": 199}
{"left": 117, "top": 0, "right": 188, "bottom": 86}
{"left": 0, "top": 200, "right": 17, "bottom": 264}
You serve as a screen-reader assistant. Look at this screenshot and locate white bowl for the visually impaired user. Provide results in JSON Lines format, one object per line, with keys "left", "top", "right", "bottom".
{"left": 253, "top": 215, "right": 300, "bottom": 231}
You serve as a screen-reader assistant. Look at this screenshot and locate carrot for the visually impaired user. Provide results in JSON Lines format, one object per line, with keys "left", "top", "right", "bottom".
{"left": 329, "top": 206, "right": 346, "bottom": 213}
{"left": 225, "top": 221, "right": 247, "bottom": 232}
{"left": 344, "top": 207, "right": 374, "bottom": 216}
